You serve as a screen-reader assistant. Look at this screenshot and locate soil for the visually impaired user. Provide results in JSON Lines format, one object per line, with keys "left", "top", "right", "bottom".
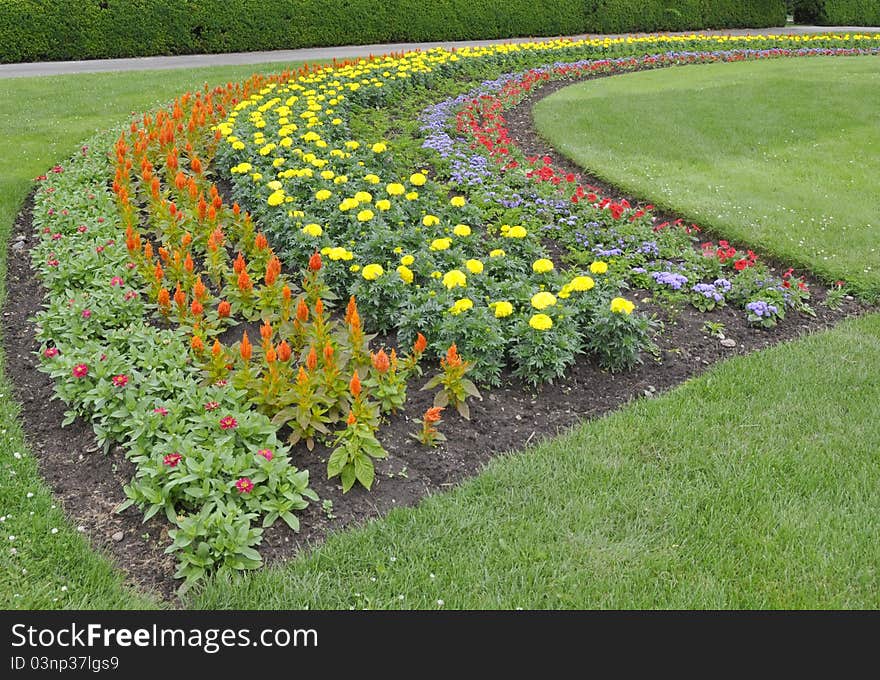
{"left": 2, "top": 83, "right": 873, "bottom": 604}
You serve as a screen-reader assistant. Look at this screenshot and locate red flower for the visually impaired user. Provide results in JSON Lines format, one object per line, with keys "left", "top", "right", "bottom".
{"left": 153, "top": 407, "right": 169, "bottom": 416}
{"left": 235, "top": 477, "right": 254, "bottom": 493}
{"left": 734, "top": 259, "right": 749, "bottom": 271}
{"left": 43, "top": 347, "right": 60, "bottom": 359}
{"left": 219, "top": 416, "right": 238, "bottom": 430}
{"left": 204, "top": 401, "right": 219, "bottom": 411}
{"left": 163, "top": 453, "right": 182, "bottom": 467}
{"left": 257, "top": 448, "right": 273, "bottom": 462}
{"left": 72, "top": 363, "right": 89, "bottom": 378}
{"left": 81, "top": 309, "right": 92, "bottom": 319}
{"left": 111, "top": 374, "right": 128, "bottom": 388}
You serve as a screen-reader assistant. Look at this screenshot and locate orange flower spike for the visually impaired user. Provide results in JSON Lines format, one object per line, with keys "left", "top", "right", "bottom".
{"left": 296, "top": 299, "right": 309, "bottom": 323}
{"left": 153, "top": 261, "right": 164, "bottom": 282}
{"left": 314, "top": 298, "right": 324, "bottom": 317}
{"left": 349, "top": 372, "right": 362, "bottom": 398}
{"left": 233, "top": 252, "right": 246, "bottom": 274}
{"left": 308, "top": 251, "right": 322, "bottom": 272}
{"left": 143, "top": 242, "right": 154, "bottom": 261}
{"left": 157, "top": 287, "right": 171, "bottom": 311}
{"left": 187, "top": 178, "right": 198, "bottom": 200}
{"left": 191, "top": 335, "right": 204, "bottom": 353}
{"left": 296, "top": 366, "right": 309, "bottom": 386}
{"left": 372, "top": 349, "right": 390, "bottom": 374}
{"left": 323, "top": 344, "right": 334, "bottom": 364}
{"left": 211, "top": 339, "right": 223, "bottom": 358}
{"left": 208, "top": 206, "right": 217, "bottom": 221}
{"left": 260, "top": 321, "right": 273, "bottom": 343}
{"left": 193, "top": 275, "right": 207, "bottom": 301}
{"left": 173, "top": 285, "right": 186, "bottom": 310}
{"left": 217, "top": 300, "right": 231, "bottom": 318}
{"left": 345, "top": 296, "right": 358, "bottom": 325}
{"left": 306, "top": 346, "right": 318, "bottom": 371}
{"left": 425, "top": 406, "right": 444, "bottom": 423}
{"left": 282, "top": 285, "right": 292, "bottom": 302}
{"left": 265, "top": 345, "right": 277, "bottom": 364}
{"left": 349, "top": 306, "right": 361, "bottom": 332}
{"left": 414, "top": 332, "right": 428, "bottom": 355}
{"left": 264, "top": 257, "right": 280, "bottom": 286}
{"left": 181, "top": 232, "right": 193, "bottom": 248}
{"left": 254, "top": 233, "right": 269, "bottom": 251}
{"left": 183, "top": 252, "right": 194, "bottom": 274}
{"left": 158, "top": 246, "right": 170, "bottom": 262}
{"left": 190, "top": 299, "right": 204, "bottom": 317}
{"left": 174, "top": 171, "right": 186, "bottom": 190}
{"left": 232, "top": 203, "right": 241, "bottom": 216}
{"left": 237, "top": 269, "right": 252, "bottom": 292}
{"left": 240, "top": 331, "right": 252, "bottom": 362}
{"left": 277, "top": 340, "right": 293, "bottom": 363}
{"left": 390, "top": 348, "right": 399, "bottom": 370}
{"left": 444, "top": 343, "right": 462, "bottom": 368}
{"left": 191, "top": 157, "right": 202, "bottom": 175}
{"left": 346, "top": 411, "right": 357, "bottom": 426}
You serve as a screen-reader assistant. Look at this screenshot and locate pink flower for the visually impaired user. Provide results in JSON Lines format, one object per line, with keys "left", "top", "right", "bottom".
{"left": 110, "top": 276, "right": 124, "bottom": 287}
{"left": 214, "top": 380, "right": 228, "bottom": 387}
{"left": 43, "top": 347, "right": 60, "bottom": 358}
{"left": 97, "top": 217, "right": 105, "bottom": 223}
{"left": 95, "top": 246, "right": 104, "bottom": 254}
{"left": 111, "top": 374, "right": 128, "bottom": 388}
{"left": 51, "top": 165, "right": 63, "bottom": 174}
{"left": 235, "top": 477, "right": 254, "bottom": 493}
{"left": 81, "top": 309, "right": 92, "bottom": 319}
{"left": 204, "top": 401, "right": 219, "bottom": 411}
{"left": 61, "top": 209, "right": 68, "bottom": 216}
{"left": 34, "top": 174, "right": 47, "bottom": 182}
{"left": 72, "top": 363, "right": 88, "bottom": 378}
{"left": 51, "top": 233, "right": 62, "bottom": 241}
{"left": 123, "top": 291, "right": 137, "bottom": 301}
{"left": 47, "top": 259, "right": 60, "bottom": 267}
{"left": 257, "top": 448, "right": 273, "bottom": 462}
{"left": 219, "top": 416, "right": 238, "bottom": 430}
{"left": 153, "top": 407, "right": 169, "bottom": 416}
{"left": 163, "top": 453, "right": 182, "bottom": 467}
{"left": 100, "top": 354, "right": 107, "bottom": 362}
{"left": 77, "top": 225, "right": 88, "bottom": 233}
{"left": 126, "top": 262, "right": 136, "bottom": 270}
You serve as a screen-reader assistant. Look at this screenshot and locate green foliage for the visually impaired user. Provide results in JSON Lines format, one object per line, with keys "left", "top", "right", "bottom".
{"left": 0, "top": 0, "right": 787, "bottom": 64}
{"left": 794, "top": 0, "right": 880, "bottom": 25}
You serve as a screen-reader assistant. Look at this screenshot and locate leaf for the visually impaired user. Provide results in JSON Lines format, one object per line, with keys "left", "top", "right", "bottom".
{"left": 433, "top": 390, "right": 449, "bottom": 408}
{"left": 327, "top": 446, "right": 349, "bottom": 477}
{"left": 354, "top": 454, "right": 375, "bottom": 491}
{"left": 461, "top": 379, "right": 482, "bottom": 399}
{"left": 280, "top": 511, "right": 300, "bottom": 532}
{"left": 421, "top": 375, "right": 442, "bottom": 391}
{"left": 340, "top": 464, "right": 356, "bottom": 494}
{"left": 456, "top": 400, "right": 470, "bottom": 420}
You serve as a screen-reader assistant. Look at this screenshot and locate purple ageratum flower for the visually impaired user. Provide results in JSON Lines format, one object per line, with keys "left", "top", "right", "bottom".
{"left": 631, "top": 267, "right": 647, "bottom": 274}
{"left": 714, "top": 278, "right": 732, "bottom": 292}
{"left": 594, "top": 247, "right": 623, "bottom": 257}
{"left": 746, "top": 301, "right": 779, "bottom": 318}
{"left": 651, "top": 271, "right": 689, "bottom": 290}
{"left": 639, "top": 241, "right": 660, "bottom": 257}
{"left": 693, "top": 283, "right": 724, "bottom": 303}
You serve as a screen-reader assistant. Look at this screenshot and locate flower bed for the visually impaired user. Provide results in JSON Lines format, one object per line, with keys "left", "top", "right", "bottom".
{"left": 26, "top": 33, "right": 878, "bottom": 589}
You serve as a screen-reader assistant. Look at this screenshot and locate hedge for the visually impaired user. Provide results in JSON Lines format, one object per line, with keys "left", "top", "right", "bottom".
{"left": 0, "top": 0, "right": 786, "bottom": 64}
{"left": 794, "top": 1, "right": 880, "bottom": 25}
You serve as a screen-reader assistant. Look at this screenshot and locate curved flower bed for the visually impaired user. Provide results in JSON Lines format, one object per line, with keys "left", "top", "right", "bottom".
{"left": 27, "top": 33, "right": 878, "bottom": 588}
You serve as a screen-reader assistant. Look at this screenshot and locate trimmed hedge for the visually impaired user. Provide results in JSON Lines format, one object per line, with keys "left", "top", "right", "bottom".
{"left": 0, "top": 0, "right": 786, "bottom": 64}
{"left": 795, "top": 1, "right": 880, "bottom": 25}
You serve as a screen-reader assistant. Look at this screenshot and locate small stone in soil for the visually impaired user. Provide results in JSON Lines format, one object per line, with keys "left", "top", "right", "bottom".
{"left": 720, "top": 338, "right": 737, "bottom": 348}
{"left": 111, "top": 531, "right": 124, "bottom": 542}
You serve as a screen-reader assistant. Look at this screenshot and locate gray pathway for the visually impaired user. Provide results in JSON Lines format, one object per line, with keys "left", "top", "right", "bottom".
{"left": 1, "top": 25, "right": 878, "bottom": 79}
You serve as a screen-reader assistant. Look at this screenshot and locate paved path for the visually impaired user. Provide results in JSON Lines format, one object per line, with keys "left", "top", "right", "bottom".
{"left": 1, "top": 25, "right": 878, "bottom": 79}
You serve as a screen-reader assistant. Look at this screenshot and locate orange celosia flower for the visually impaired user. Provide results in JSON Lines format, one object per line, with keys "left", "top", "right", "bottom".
{"left": 232, "top": 203, "right": 241, "bottom": 216}
{"left": 153, "top": 262, "right": 164, "bottom": 282}
{"left": 254, "top": 233, "right": 268, "bottom": 251}
{"left": 191, "top": 335, "right": 204, "bottom": 352}
{"left": 233, "top": 252, "right": 246, "bottom": 274}
{"left": 277, "top": 340, "right": 292, "bottom": 363}
{"left": 158, "top": 247, "right": 169, "bottom": 262}
{"left": 306, "top": 346, "right": 318, "bottom": 371}
{"left": 191, "top": 157, "right": 202, "bottom": 174}
{"left": 183, "top": 253, "right": 194, "bottom": 273}
{"left": 144, "top": 242, "right": 154, "bottom": 260}
{"left": 193, "top": 275, "right": 207, "bottom": 300}
{"left": 349, "top": 372, "right": 361, "bottom": 398}
{"left": 211, "top": 339, "right": 223, "bottom": 358}
{"left": 296, "top": 299, "right": 309, "bottom": 323}
{"left": 347, "top": 411, "right": 357, "bottom": 426}
{"left": 260, "top": 321, "right": 273, "bottom": 342}
{"left": 345, "top": 296, "right": 358, "bottom": 325}
{"left": 157, "top": 287, "right": 170, "bottom": 310}
{"left": 265, "top": 257, "right": 281, "bottom": 286}
{"left": 308, "top": 252, "right": 322, "bottom": 272}
{"left": 181, "top": 232, "right": 192, "bottom": 248}
{"left": 217, "top": 300, "right": 231, "bottom": 318}
{"left": 296, "top": 366, "right": 309, "bottom": 385}
{"left": 174, "top": 172, "right": 186, "bottom": 190}
{"left": 314, "top": 298, "right": 324, "bottom": 317}
{"left": 414, "top": 332, "right": 427, "bottom": 355}
{"left": 424, "top": 406, "right": 444, "bottom": 423}
{"left": 265, "top": 345, "right": 277, "bottom": 364}
{"left": 191, "top": 299, "right": 204, "bottom": 316}
{"left": 173, "top": 285, "right": 186, "bottom": 310}
{"left": 240, "top": 331, "right": 252, "bottom": 362}
{"left": 237, "top": 269, "right": 252, "bottom": 292}
{"left": 372, "top": 349, "right": 390, "bottom": 374}
{"left": 444, "top": 343, "right": 462, "bottom": 368}
{"left": 323, "top": 344, "right": 334, "bottom": 363}
{"left": 282, "top": 285, "right": 292, "bottom": 302}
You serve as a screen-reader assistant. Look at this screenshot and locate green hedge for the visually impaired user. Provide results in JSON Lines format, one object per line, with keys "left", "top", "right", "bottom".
{"left": 795, "top": 1, "right": 880, "bottom": 25}
{"left": 0, "top": 0, "right": 786, "bottom": 64}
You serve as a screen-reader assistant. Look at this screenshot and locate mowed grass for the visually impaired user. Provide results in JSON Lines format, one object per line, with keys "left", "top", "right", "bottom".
{"left": 0, "top": 62, "right": 308, "bottom": 609}
{"left": 193, "top": 314, "right": 880, "bottom": 609}
{"left": 534, "top": 56, "right": 880, "bottom": 298}
{"left": 1, "top": 55, "right": 878, "bottom": 610}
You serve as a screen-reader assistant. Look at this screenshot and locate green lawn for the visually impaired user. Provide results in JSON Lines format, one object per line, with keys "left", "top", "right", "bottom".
{"left": 534, "top": 56, "right": 880, "bottom": 298}
{"left": 2, "top": 55, "right": 879, "bottom": 610}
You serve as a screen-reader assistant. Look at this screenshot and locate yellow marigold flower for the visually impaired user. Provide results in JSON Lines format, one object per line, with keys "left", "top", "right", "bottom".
{"left": 315, "top": 189, "right": 332, "bottom": 201}
{"left": 376, "top": 199, "right": 391, "bottom": 211}
{"left": 397, "top": 265, "right": 414, "bottom": 284}
{"left": 431, "top": 271, "right": 442, "bottom": 279}
{"left": 350, "top": 264, "right": 361, "bottom": 272}
{"left": 405, "top": 191, "right": 419, "bottom": 201}
{"left": 465, "top": 259, "right": 484, "bottom": 274}
{"left": 251, "top": 173, "right": 263, "bottom": 182}
{"left": 354, "top": 191, "right": 373, "bottom": 203}
{"left": 393, "top": 246, "right": 403, "bottom": 254}
{"left": 529, "top": 313, "right": 553, "bottom": 331}
{"left": 453, "top": 224, "right": 472, "bottom": 237}
{"left": 505, "top": 225, "right": 528, "bottom": 238}
{"left": 558, "top": 284, "right": 572, "bottom": 299}
{"left": 610, "top": 297, "right": 635, "bottom": 314}
{"left": 267, "top": 180, "right": 283, "bottom": 191}
{"left": 590, "top": 261, "right": 609, "bottom": 274}
{"left": 333, "top": 175, "right": 349, "bottom": 184}
{"left": 232, "top": 140, "right": 245, "bottom": 150}
{"left": 489, "top": 248, "right": 506, "bottom": 258}
{"left": 301, "top": 223, "right": 323, "bottom": 237}
{"left": 357, "top": 209, "right": 375, "bottom": 222}
{"left": 570, "top": 275, "right": 595, "bottom": 291}
{"left": 400, "top": 254, "right": 415, "bottom": 266}
{"left": 532, "top": 258, "right": 554, "bottom": 274}
{"left": 430, "top": 238, "right": 451, "bottom": 251}
{"left": 450, "top": 196, "right": 466, "bottom": 207}
{"left": 364, "top": 174, "right": 380, "bottom": 184}
{"left": 371, "top": 142, "right": 388, "bottom": 153}
{"left": 386, "top": 183, "right": 405, "bottom": 196}
{"left": 493, "top": 301, "right": 513, "bottom": 318}
{"left": 409, "top": 172, "right": 427, "bottom": 186}
{"left": 320, "top": 170, "right": 335, "bottom": 180}
{"left": 338, "top": 198, "right": 357, "bottom": 212}
{"left": 442, "top": 269, "right": 467, "bottom": 289}
{"left": 530, "top": 291, "right": 557, "bottom": 310}
{"left": 345, "top": 141, "right": 360, "bottom": 150}
{"left": 422, "top": 214, "right": 440, "bottom": 227}
{"left": 450, "top": 298, "right": 474, "bottom": 315}
{"left": 362, "top": 264, "right": 384, "bottom": 280}
{"left": 267, "top": 190, "right": 286, "bottom": 207}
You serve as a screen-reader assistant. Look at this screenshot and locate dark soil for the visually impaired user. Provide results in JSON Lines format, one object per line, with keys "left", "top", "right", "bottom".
{"left": 3, "top": 85, "right": 872, "bottom": 604}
